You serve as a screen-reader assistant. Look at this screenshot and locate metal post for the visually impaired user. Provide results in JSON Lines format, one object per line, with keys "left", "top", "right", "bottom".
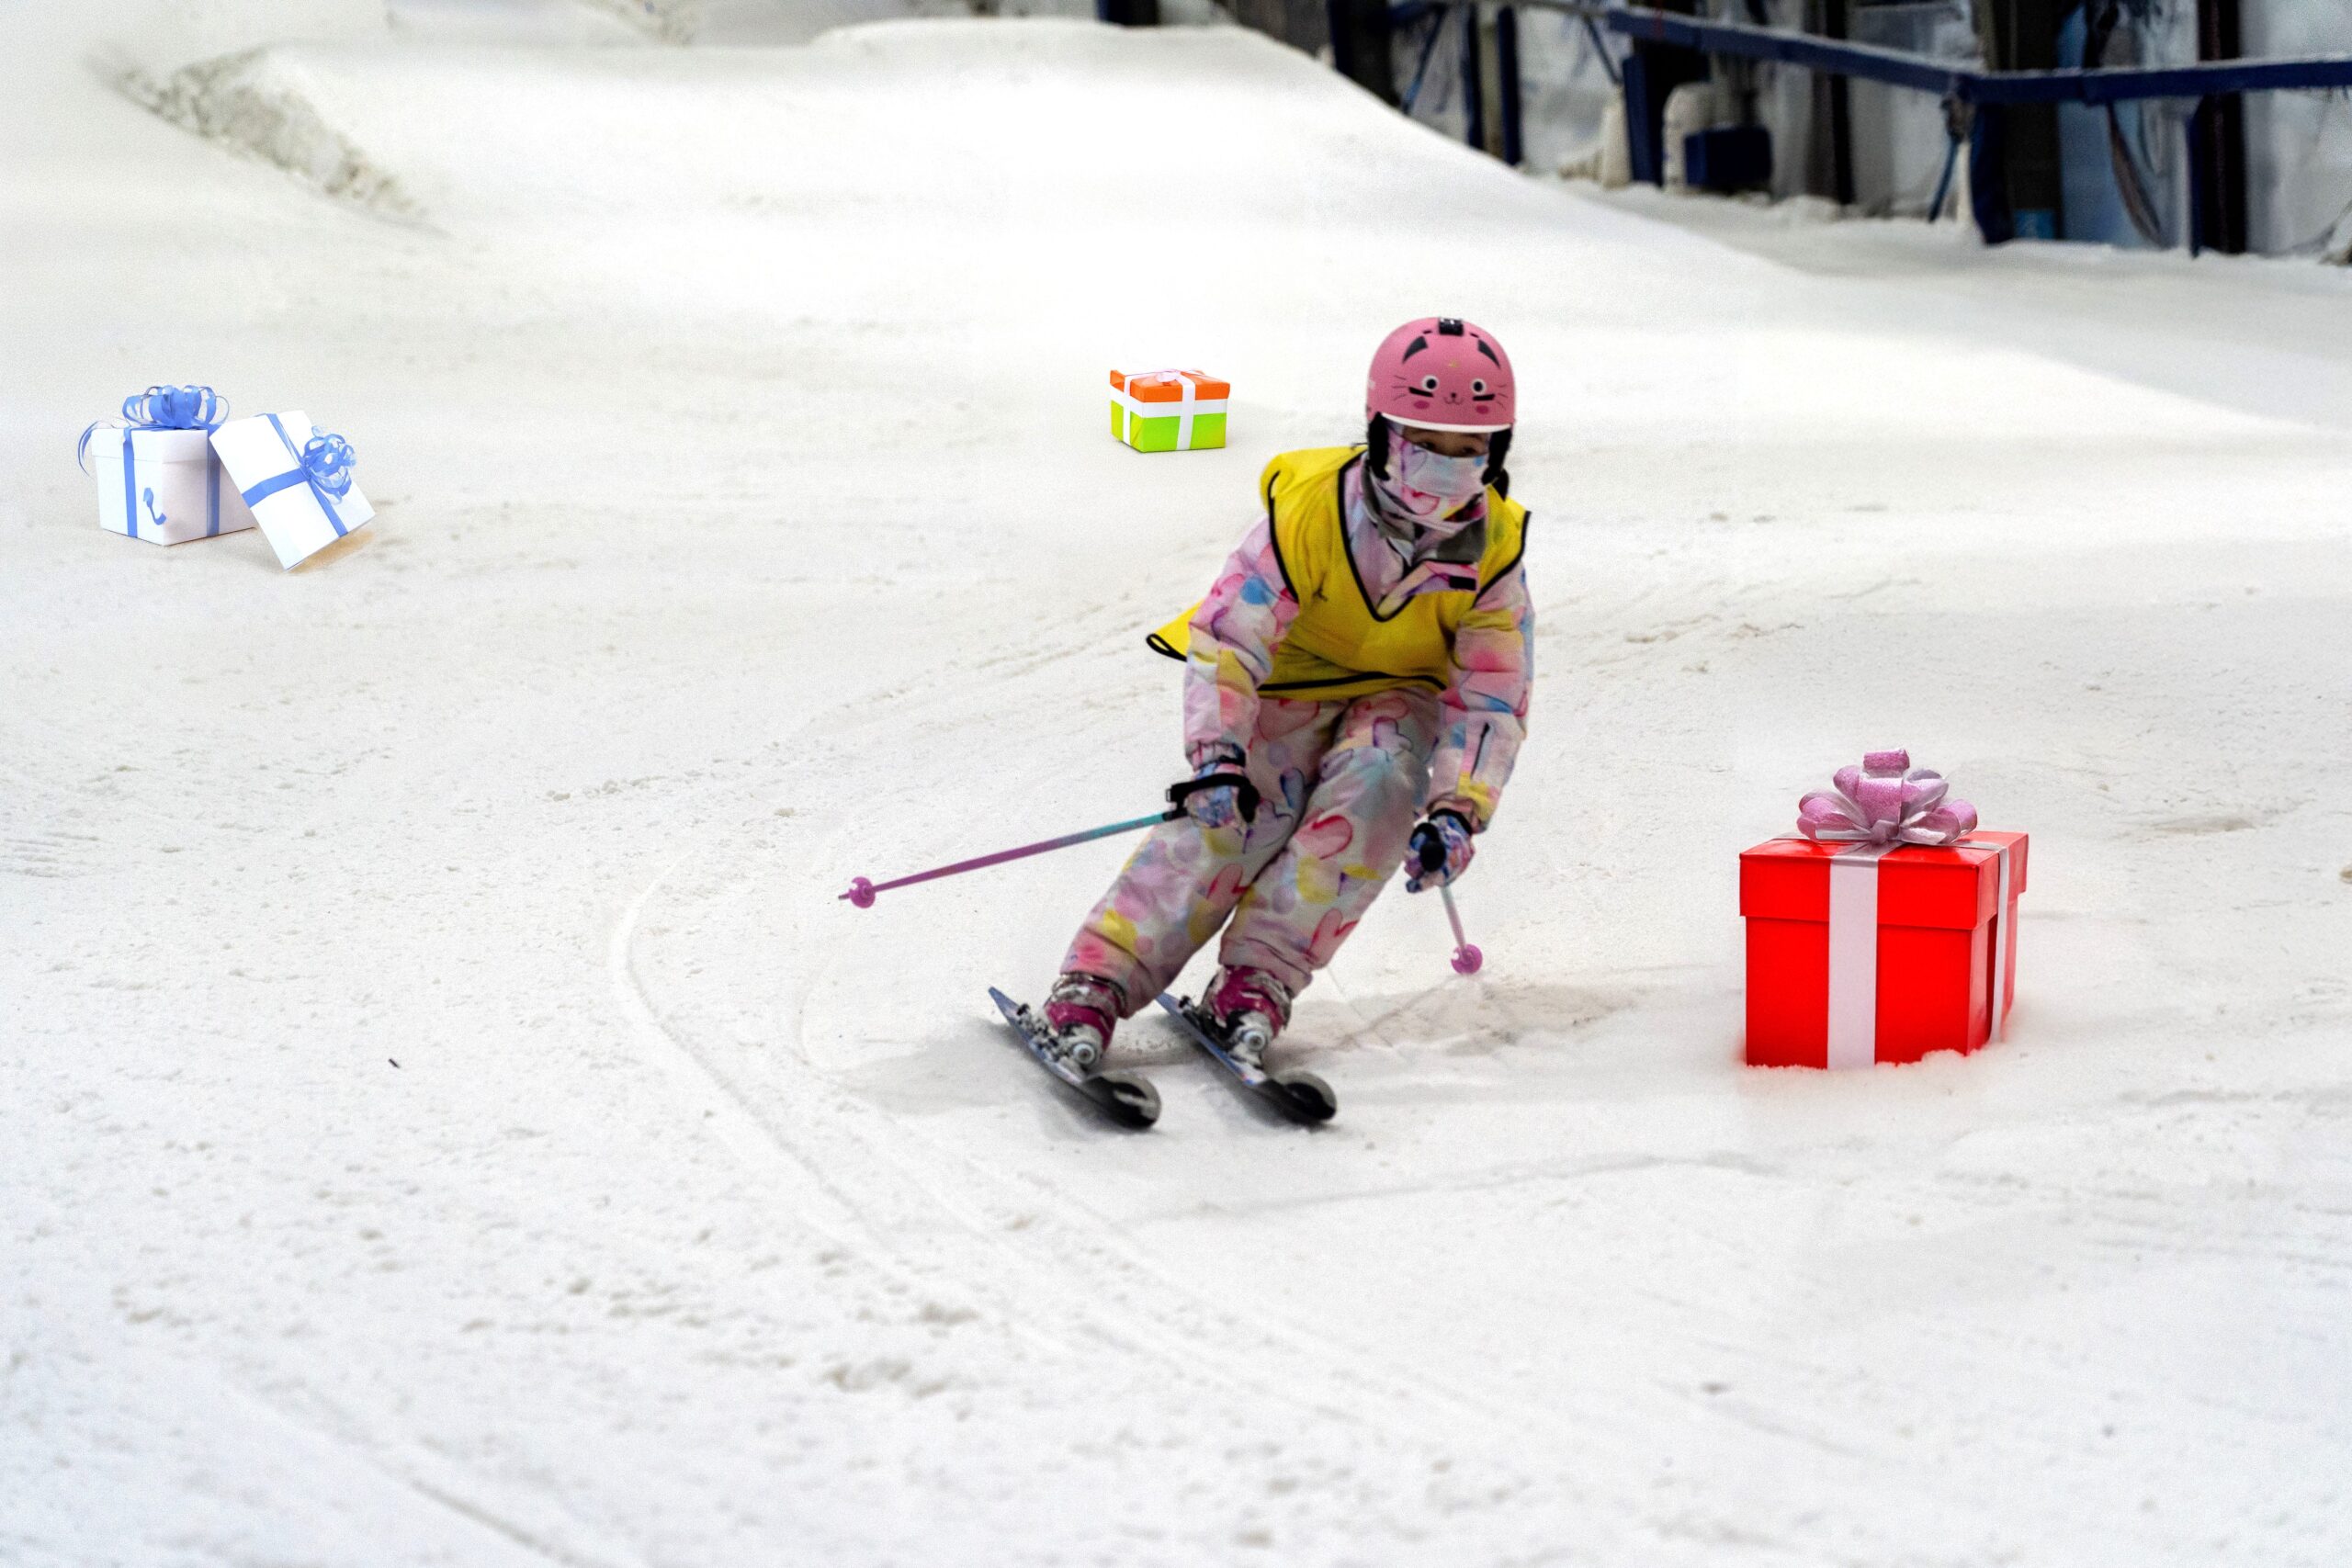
{"left": 2193, "top": 0, "right": 2249, "bottom": 254}
{"left": 2187, "top": 96, "right": 2209, "bottom": 258}
{"left": 1497, "top": 5, "right": 1524, "bottom": 166}
{"left": 1823, "top": 0, "right": 1855, "bottom": 206}
{"left": 1927, "top": 135, "right": 1962, "bottom": 224}
{"left": 1327, "top": 0, "right": 1398, "bottom": 104}
{"left": 1967, "top": 101, "right": 2014, "bottom": 243}
{"left": 1983, "top": 0, "right": 2065, "bottom": 238}
{"left": 1461, "top": 3, "right": 1487, "bottom": 155}
{"left": 1927, "top": 96, "right": 1969, "bottom": 224}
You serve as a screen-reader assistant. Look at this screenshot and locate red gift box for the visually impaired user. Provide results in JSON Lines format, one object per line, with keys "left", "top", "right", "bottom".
{"left": 1740, "top": 831, "right": 2028, "bottom": 1068}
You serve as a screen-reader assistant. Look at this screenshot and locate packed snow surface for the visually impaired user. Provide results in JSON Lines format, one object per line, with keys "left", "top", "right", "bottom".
{"left": 5, "top": 3, "right": 2350, "bottom": 1563}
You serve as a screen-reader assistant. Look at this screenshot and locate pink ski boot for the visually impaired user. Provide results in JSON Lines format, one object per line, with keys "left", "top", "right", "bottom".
{"left": 1043, "top": 973, "right": 1125, "bottom": 1069}
{"left": 1206, "top": 965, "right": 1294, "bottom": 1068}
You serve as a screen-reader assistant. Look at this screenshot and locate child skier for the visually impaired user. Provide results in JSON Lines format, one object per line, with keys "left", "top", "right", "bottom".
{"left": 1043, "top": 317, "right": 1533, "bottom": 1067}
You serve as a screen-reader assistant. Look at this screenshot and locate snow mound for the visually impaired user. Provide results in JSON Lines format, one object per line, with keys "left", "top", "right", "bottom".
{"left": 116, "top": 47, "right": 426, "bottom": 221}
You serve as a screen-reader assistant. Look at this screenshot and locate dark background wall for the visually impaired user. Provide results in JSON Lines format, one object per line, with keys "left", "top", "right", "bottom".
{"left": 1225, "top": 0, "right": 1329, "bottom": 54}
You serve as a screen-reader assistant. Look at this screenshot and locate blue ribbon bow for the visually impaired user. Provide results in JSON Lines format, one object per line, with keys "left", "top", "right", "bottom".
{"left": 124, "top": 384, "right": 227, "bottom": 432}
{"left": 297, "top": 432, "right": 357, "bottom": 501}
{"left": 78, "top": 384, "right": 230, "bottom": 540}
{"left": 241, "top": 414, "right": 359, "bottom": 538}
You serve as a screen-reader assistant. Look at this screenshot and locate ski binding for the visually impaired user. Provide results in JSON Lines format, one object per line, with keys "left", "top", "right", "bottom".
{"left": 989, "top": 987, "right": 1159, "bottom": 1129}
{"left": 1156, "top": 993, "right": 1336, "bottom": 1123}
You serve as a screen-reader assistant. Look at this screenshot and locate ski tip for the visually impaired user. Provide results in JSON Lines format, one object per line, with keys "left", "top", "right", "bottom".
{"left": 1276, "top": 1071, "right": 1337, "bottom": 1123}
{"left": 1101, "top": 1072, "right": 1161, "bottom": 1128}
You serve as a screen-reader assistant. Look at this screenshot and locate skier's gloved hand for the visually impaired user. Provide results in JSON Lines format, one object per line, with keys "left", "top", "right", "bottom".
{"left": 1405, "top": 810, "right": 1475, "bottom": 893}
{"left": 1168, "top": 760, "right": 1260, "bottom": 832}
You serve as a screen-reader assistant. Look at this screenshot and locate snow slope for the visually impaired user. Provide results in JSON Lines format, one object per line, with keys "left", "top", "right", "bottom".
{"left": 4, "top": 5, "right": 2349, "bottom": 1563}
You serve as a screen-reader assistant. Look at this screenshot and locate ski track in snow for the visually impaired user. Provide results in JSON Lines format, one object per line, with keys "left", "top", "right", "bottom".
{"left": 608, "top": 829, "right": 1687, "bottom": 1562}
{"left": 222, "top": 1375, "right": 648, "bottom": 1568}
{"left": 6, "top": 2, "right": 2352, "bottom": 1564}
{"left": 608, "top": 765, "right": 1639, "bottom": 1494}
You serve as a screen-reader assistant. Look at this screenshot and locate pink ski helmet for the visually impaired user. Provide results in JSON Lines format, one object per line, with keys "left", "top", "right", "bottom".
{"left": 1366, "top": 317, "right": 1515, "bottom": 434}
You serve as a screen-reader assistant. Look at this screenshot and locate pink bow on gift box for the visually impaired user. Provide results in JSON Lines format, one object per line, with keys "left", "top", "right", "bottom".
{"left": 1797, "top": 749, "right": 1978, "bottom": 846}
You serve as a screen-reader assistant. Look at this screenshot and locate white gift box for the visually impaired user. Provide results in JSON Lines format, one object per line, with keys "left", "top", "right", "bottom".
{"left": 84, "top": 425, "right": 257, "bottom": 546}
{"left": 209, "top": 411, "right": 374, "bottom": 570}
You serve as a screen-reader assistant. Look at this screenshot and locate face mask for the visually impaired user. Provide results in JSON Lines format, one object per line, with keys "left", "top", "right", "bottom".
{"left": 1389, "top": 434, "right": 1489, "bottom": 520}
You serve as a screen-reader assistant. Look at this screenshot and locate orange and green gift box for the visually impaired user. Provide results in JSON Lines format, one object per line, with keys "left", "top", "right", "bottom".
{"left": 1109, "top": 369, "right": 1228, "bottom": 453}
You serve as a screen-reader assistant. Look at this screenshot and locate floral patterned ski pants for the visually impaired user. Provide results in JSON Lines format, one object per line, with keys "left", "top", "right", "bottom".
{"left": 1061, "top": 689, "right": 1440, "bottom": 1015}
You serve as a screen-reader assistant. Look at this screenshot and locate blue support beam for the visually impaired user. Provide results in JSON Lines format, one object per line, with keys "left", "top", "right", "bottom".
{"left": 1610, "top": 8, "right": 1962, "bottom": 96}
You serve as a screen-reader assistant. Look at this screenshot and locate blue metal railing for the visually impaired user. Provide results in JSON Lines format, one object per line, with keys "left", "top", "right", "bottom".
{"left": 1603, "top": 6, "right": 2352, "bottom": 107}
{"left": 1380, "top": 2, "right": 2352, "bottom": 254}
{"left": 1604, "top": 6, "right": 2352, "bottom": 252}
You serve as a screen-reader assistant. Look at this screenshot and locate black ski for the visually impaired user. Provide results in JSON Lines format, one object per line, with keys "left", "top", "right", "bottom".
{"left": 1156, "top": 993, "right": 1336, "bottom": 1124}
{"left": 989, "top": 987, "right": 1159, "bottom": 1129}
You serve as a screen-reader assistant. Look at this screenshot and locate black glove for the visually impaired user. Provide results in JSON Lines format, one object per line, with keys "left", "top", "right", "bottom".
{"left": 1167, "top": 764, "right": 1261, "bottom": 829}
{"left": 1406, "top": 810, "right": 1475, "bottom": 892}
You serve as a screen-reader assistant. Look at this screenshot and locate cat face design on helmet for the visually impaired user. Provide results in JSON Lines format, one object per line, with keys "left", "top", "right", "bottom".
{"left": 1366, "top": 316, "right": 1514, "bottom": 434}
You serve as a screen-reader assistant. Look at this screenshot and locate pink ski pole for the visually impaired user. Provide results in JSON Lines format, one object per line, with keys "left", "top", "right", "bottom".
{"left": 841, "top": 806, "right": 1177, "bottom": 908}
{"left": 1440, "top": 885, "right": 1484, "bottom": 975}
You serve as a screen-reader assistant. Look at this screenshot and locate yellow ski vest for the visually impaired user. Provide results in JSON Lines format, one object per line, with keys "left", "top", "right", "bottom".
{"left": 1148, "top": 446, "right": 1528, "bottom": 702}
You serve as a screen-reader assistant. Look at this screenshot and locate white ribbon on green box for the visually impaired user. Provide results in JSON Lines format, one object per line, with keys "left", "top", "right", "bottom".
{"left": 1112, "top": 370, "right": 1227, "bottom": 453}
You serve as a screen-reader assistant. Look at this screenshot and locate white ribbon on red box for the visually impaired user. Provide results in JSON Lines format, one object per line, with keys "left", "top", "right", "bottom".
{"left": 1798, "top": 750, "right": 2018, "bottom": 1068}
{"left": 1824, "top": 840, "right": 1896, "bottom": 1068}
